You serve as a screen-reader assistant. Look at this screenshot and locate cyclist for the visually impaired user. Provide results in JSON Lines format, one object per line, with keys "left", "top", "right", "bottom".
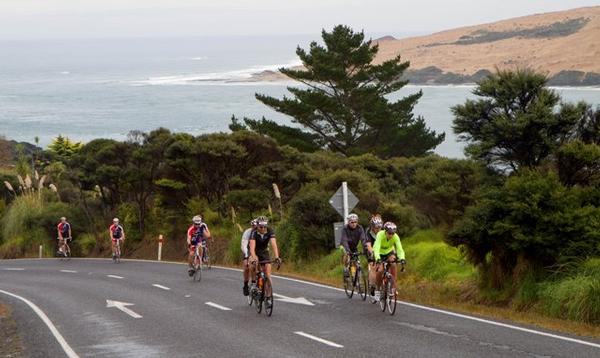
{"left": 373, "top": 221, "right": 406, "bottom": 297}
{"left": 340, "top": 213, "right": 368, "bottom": 279}
{"left": 241, "top": 218, "right": 258, "bottom": 296}
{"left": 366, "top": 214, "right": 383, "bottom": 296}
{"left": 109, "top": 218, "right": 125, "bottom": 259}
{"left": 56, "top": 216, "right": 72, "bottom": 256}
{"left": 187, "top": 215, "right": 212, "bottom": 276}
{"left": 249, "top": 216, "right": 281, "bottom": 294}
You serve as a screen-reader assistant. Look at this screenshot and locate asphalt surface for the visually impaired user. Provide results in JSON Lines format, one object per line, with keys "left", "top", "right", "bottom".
{"left": 1, "top": 259, "right": 599, "bottom": 358}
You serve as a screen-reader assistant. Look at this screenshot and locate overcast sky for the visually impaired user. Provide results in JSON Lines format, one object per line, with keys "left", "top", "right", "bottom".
{"left": 1, "top": 0, "right": 599, "bottom": 40}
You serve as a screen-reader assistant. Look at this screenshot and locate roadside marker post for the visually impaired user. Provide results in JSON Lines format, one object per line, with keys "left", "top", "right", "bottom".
{"left": 158, "top": 235, "right": 163, "bottom": 261}
{"left": 39, "top": 245, "right": 43, "bottom": 258}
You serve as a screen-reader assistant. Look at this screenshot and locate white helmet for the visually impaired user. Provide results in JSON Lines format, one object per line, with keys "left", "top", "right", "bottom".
{"left": 60, "top": 216, "right": 67, "bottom": 221}
{"left": 383, "top": 222, "right": 397, "bottom": 234}
{"left": 192, "top": 215, "right": 203, "bottom": 225}
{"left": 256, "top": 216, "right": 268, "bottom": 226}
{"left": 250, "top": 219, "right": 258, "bottom": 226}
{"left": 347, "top": 213, "right": 359, "bottom": 222}
{"left": 113, "top": 218, "right": 119, "bottom": 223}
{"left": 370, "top": 215, "right": 383, "bottom": 227}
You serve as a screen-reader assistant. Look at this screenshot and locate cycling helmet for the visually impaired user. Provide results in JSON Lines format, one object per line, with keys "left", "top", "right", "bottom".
{"left": 192, "top": 215, "right": 203, "bottom": 225}
{"left": 60, "top": 216, "right": 67, "bottom": 221}
{"left": 113, "top": 218, "right": 119, "bottom": 223}
{"left": 250, "top": 218, "right": 258, "bottom": 226}
{"left": 370, "top": 214, "right": 383, "bottom": 228}
{"left": 346, "top": 213, "right": 359, "bottom": 222}
{"left": 256, "top": 216, "right": 268, "bottom": 226}
{"left": 383, "top": 222, "right": 397, "bottom": 234}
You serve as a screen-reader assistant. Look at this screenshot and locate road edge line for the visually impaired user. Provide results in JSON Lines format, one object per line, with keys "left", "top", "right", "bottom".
{"left": 0, "top": 289, "right": 79, "bottom": 358}
{"left": 294, "top": 331, "right": 343, "bottom": 348}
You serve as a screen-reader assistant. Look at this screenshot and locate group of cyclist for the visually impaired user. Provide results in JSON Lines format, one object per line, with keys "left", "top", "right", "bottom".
{"left": 56, "top": 217, "right": 125, "bottom": 259}
{"left": 341, "top": 213, "right": 406, "bottom": 299}
{"left": 55, "top": 210, "right": 404, "bottom": 302}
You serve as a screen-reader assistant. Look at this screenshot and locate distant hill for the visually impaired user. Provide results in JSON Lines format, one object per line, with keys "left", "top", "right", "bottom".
{"left": 250, "top": 6, "right": 600, "bottom": 86}
{"left": 375, "top": 6, "right": 600, "bottom": 85}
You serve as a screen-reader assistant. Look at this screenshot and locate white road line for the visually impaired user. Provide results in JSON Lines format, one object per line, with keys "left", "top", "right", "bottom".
{"left": 152, "top": 284, "right": 171, "bottom": 291}
{"left": 60, "top": 270, "right": 78, "bottom": 273}
{"left": 205, "top": 302, "right": 232, "bottom": 311}
{"left": 106, "top": 275, "right": 124, "bottom": 279}
{"left": 3, "top": 268, "right": 25, "bottom": 271}
{"left": 9, "top": 259, "right": 600, "bottom": 349}
{"left": 0, "top": 289, "right": 79, "bottom": 358}
{"left": 294, "top": 331, "right": 344, "bottom": 348}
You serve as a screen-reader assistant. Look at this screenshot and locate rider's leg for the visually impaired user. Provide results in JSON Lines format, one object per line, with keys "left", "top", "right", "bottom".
{"left": 375, "top": 262, "right": 384, "bottom": 288}
{"left": 368, "top": 262, "right": 377, "bottom": 294}
{"left": 111, "top": 240, "right": 116, "bottom": 256}
{"left": 342, "top": 251, "right": 350, "bottom": 277}
{"left": 388, "top": 256, "right": 397, "bottom": 290}
{"left": 264, "top": 263, "right": 272, "bottom": 295}
{"left": 188, "top": 246, "right": 195, "bottom": 267}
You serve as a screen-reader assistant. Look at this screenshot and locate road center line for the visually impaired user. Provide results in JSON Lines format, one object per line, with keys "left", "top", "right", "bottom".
{"left": 0, "top": 289, "right": 79, "bottom": 358}
{"left": 294, "top": 331, "right": 344, "bottom": 348}
{"left": 3, "top": 268, "right": 25, "bottom": 271}
{"left": 152, "top": 284, "right": 171, "bottom": 291}
{"left": 205, "top": 302, "right": 231, "bottom": 311}
{"left": 107, "top": 275, "right": 124, "bottom": 279}
{"left": 60, "top": 270, "right": 78, "bottom": 273}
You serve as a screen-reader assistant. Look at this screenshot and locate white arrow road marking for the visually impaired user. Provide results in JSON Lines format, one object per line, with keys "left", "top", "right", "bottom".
{"left": 152, "top": 284, "right": 170, "bottom": 291}
{"left": 60, "top": 270, "right": 77, "bottom": 273}
{"left": 273, "top": 293, "right": 314, "bottom": 306}
{"left": 107, "top": 275, "right": 124, "bottom": 279}
{"left": 294, "top": 331, "right": 343, "bottom": 348}
{"left": 106, "top": 300, "right": 142, "bottom": 319}
{"left": 205, "top": 302, "right": 231, "bottom": 311}
{"left": 3, "top": 268, "right": 25, "bottom": 271}
{"left": 0, "top": 289, "right": 79, "bottom": 358}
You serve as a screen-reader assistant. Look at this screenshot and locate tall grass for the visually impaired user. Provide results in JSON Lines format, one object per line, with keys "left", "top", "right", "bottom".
{"left": 536, "top": 258, "right": 600, "bottom": 323}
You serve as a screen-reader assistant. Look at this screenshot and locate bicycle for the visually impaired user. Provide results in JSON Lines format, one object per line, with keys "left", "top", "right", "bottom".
{"left": 247, "top": 259, "right": 281, "bottom": 317}
{"left": 343, "top": 252, "right": 367, "bottom": 301}
{"left": 377, "top": 258, "right": 405, "bottom": 315}
{"left": 190, "top": 244, "right": 202, "bottom": 282}
{"left": 200, "top": 240, "right": 211, "bottom": 270}
{"left": 58, "top": 238, "right": 72, "bottom": 260}
{"left": 113, "top": 240, "right": 122, "bottom": 264}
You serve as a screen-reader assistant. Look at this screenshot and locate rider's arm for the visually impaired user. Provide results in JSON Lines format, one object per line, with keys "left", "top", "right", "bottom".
{"left": 68, "top": 224, "right": 72, "bottom": 239}
{"left": 359, "top": 226, "right": 368, "bottom": 253}
{"left": 394, "top": 235, "right": 405, "bottom": 261}
{"left": 203, "top": 224, "right": 212, "bottom": 239}
{"left": 270, "top": 236, "right": 279, "bottom": 259}
{"left": 373, "top": 231, "right": 382, "bottom": 261}
{"left": 121, "top": 226, "right": 125, "bottom": 241}
{"left": 241, "top": 230, "right": 250, "bottom": 257}
{"left": 340, "top": 228, "right": 350, "bottom": 253}
{"left": 58, "top": 224, "right": 63, "bottom": 240}
{"left": 249, "top": 239, "right": 257, "bottom": 259}
{"left": 108, "top": 226, "right": 113, "bottom": 240}
{"left": 186, "top": 227, "right": 192, "bottom": 245}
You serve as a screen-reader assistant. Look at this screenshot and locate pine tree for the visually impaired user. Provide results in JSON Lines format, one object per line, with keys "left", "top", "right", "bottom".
{"left": 255, "top": 25, "right": 444, "bottom": 158}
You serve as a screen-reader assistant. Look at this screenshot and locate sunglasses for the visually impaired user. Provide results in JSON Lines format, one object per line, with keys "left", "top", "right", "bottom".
{"left": 258, "top": 225, "right": 267, "bottom": 229}
{"left": 349, "top": 221, "right": 358, "bottom": 224}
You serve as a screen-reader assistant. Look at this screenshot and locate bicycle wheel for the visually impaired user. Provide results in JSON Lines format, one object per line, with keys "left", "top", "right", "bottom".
{"left": 387, "top": 280, "right": 397, "bottom": 315}
{"left": 247, "top": 288, "right": 254, "bottom": 306}
{"left": 193, "top": 257, "right": 202, "bottom": 282}
{"left": 343, "top": 267, "right": 354, "bottom": 299}
{"left": 358, "top": 268, "right": 368, "bottom": 301}
{"left": 264, "top": 278, "right": 273, "bottom": 316}
{"left": 379, "top": 281, "right": 387, "bottom": 312}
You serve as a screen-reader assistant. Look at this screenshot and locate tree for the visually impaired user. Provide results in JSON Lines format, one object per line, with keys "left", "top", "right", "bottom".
{"left": 230, "top": 115, "right": 322, "bottom": 152}
{"left": 255, "top": 25, "right": 444, "bottom": 158}
{"left": 48, "top": 135, "right": 83, "bottom": 161}
{"left": 452, "top": 69, "right": 584, "bottom": 171}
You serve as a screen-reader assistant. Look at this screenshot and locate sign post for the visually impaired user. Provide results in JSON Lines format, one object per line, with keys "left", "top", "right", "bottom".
{"left": 329, "top": 182, "right": 359, "bottom": 247}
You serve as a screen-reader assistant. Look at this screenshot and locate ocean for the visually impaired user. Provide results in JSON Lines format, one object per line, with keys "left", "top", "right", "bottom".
{"left": 1, "top": 36, "right": 599, "bottom": 158}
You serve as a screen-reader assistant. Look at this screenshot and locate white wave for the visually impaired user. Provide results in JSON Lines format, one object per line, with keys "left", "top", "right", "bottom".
{"left": 131, "top": 59, "right": 302, "bottom": 86}
{"left": 60, "top": 71, "right": 70, "bottom": 75}
{"left": 191, "top": 56, "right": 208, "bottom": 61}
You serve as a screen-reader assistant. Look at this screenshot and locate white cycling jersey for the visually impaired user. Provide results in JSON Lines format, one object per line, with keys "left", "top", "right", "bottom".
{"left": 241, "top": 228, "right": 254, "bottom": 257}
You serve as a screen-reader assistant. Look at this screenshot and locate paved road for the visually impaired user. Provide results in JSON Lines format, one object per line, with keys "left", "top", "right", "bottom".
{"left": 1, "top": 259, "right": 599, "bottom": 358}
